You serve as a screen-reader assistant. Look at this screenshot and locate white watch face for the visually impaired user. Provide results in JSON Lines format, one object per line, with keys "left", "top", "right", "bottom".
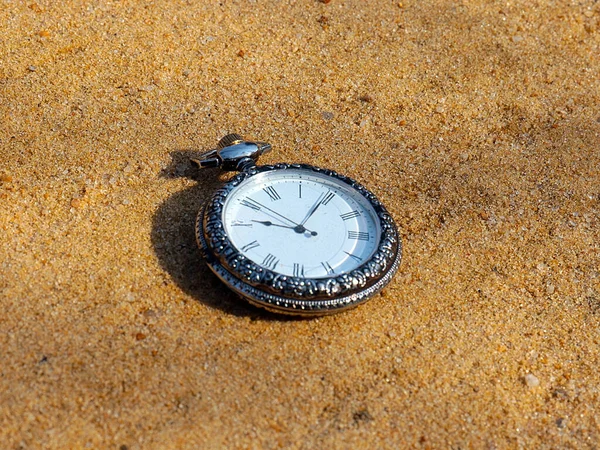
{"left": 222, "top": 168, "right": 381, "bottom": 278}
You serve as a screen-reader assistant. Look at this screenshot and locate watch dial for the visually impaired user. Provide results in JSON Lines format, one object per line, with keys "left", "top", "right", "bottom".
{"left": 222, "top": 168, "right": 381, "bottom": 278}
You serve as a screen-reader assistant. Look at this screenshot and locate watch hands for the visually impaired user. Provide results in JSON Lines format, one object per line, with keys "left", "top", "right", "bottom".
{"left": 252, "top": 220, "right": 318, "bottom": 236}
{"left": 300, "top": 192, "right": 325, "bottom": 226}
{"left": 248, "top": 199, "right": 299, "bottom": 227}
{"left": 246, "top": 199, "right": 318, "bottom": 235}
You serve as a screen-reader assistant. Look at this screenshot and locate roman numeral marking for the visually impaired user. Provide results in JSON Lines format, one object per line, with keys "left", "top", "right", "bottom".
{"left": 293, "top": 263, "right": 305, "bottom": 277}
{"left": 262, "top": 253, "right": 279, "bottom": 270}
{"left": 240, "top": 198, "right": 261, "bottom": 211}
{"left": 344, "top": 251, "right": 362, "bottom": 262}
{"left": 348, "top": 231, "right": 369, "bottom": 241}
{"left": 298, "top": 182, "right": 302, "bottom": 199}
{"left": 240, "top": 240, "right": 260, "bottom": 252}
{"left": 321, "top": 261, "right": 335, "bottom": 275}
{"left": 340, "top": 210, "right": 361, "bottom": 221}
{"left": 322, "top": 191, "right": 335, "bottom": 206}
{"left": 263, "top": 186, "right": 281, "bottom": 201}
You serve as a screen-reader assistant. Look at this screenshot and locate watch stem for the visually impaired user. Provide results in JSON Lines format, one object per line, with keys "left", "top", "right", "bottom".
{"left": 217, "top": 133, "right": 244, "bottom": 149}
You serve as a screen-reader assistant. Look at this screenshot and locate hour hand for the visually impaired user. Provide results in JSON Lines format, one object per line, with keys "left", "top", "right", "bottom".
{"left": 251, "top": 220, "right": 318, "bottom": 236}
{"left": 252, "top": 220, "right": 291, "bottom": 229}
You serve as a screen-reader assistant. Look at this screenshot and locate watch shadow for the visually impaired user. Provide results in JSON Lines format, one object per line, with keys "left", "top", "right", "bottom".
{"left": 151, "top": 151, "right": 302, "bottom": 320}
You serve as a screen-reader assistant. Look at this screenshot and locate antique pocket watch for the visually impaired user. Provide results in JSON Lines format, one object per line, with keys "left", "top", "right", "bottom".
{"left": 193, "top": 134, "right": 401, "bottom": 316}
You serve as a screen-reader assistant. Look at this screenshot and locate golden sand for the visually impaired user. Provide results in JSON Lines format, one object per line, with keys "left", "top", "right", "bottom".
{"left": 1, "top": 0, "right": 599, "bottom": 448}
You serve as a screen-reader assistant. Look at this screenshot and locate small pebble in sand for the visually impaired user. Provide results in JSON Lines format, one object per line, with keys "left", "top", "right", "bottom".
{"left": 0, "top": 174, "right": 13, "bottom": 183}
{"left": 322, "top": 111, "right": 334, "bottom": 120}
{"left": 524, "top": 373, "right": 540, "bottom": 388}
{"left": 28, "top": 65, "right": 37, "bottom": 72}
{"left": 353, "top": 409, "right": 373, "bottom": 423}
{"left": 317, "top": 15, "right": 329, "bottom": 25}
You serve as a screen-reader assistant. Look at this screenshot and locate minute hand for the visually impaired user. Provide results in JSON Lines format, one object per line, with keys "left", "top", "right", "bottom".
{"left": 300, "top": 192, "right": 325, "bottom": 226}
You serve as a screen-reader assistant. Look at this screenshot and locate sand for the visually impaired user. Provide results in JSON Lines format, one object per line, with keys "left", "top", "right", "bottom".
{"left": 1, "top": 0, "right": 600, "bottom": 448}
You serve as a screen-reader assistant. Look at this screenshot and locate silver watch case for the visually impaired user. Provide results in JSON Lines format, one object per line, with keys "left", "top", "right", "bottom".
{"left": 196, "top": 163, "right": 401, "bottom": 316}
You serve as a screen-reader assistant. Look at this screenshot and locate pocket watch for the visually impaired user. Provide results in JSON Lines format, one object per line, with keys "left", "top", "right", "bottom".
{"left": 193, "top": 134, "right": 401, "bottom": 316}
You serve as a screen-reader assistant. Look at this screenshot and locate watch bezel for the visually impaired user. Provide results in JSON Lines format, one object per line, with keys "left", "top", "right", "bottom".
{"left": 197, "top": 163, "right": 401, "bottom": 312}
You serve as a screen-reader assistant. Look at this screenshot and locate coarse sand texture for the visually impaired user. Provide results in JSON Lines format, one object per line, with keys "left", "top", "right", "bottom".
{"left": 1, "top": 1, "right": 599, "bottom": 448}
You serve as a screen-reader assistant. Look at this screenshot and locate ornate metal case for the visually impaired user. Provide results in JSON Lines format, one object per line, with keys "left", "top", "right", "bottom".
{"left": 196, "top": 161, "right": 401, "bottom": 316}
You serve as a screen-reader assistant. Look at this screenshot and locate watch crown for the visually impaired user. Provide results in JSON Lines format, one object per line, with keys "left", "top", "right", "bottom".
{"left": 217, "top": 133, "right": 244, "bottom": 149}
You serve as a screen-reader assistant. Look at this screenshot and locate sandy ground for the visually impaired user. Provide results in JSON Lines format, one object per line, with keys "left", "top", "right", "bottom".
{"left": 1, "top": 0, "right": 600, "bottom": 448}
